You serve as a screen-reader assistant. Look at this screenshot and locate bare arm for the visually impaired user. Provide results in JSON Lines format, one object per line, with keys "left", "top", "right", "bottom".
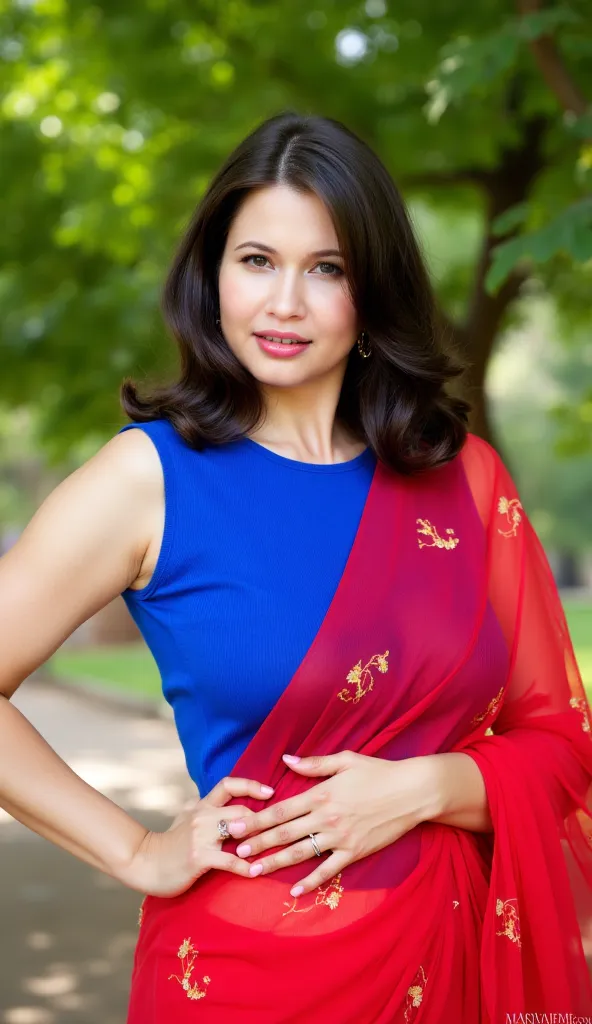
{"left": 422, "top": 752, "right": 493, "bottom": 833}
{"left": 0, "top": 429, "right": 162, "bottom": 884}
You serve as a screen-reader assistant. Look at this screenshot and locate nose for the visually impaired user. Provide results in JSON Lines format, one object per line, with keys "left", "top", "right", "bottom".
{"left": 264, "top": 268, "right": 306, "bottom": 320}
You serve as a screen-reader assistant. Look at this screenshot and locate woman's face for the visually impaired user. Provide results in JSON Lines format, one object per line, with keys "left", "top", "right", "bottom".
{"left": 217, "top": 185, "right": 359, "bottom": 390}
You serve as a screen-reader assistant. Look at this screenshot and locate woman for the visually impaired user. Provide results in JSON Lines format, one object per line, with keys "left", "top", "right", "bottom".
{"left": 1, "top": 112, "right": 591, "bottom": 1022}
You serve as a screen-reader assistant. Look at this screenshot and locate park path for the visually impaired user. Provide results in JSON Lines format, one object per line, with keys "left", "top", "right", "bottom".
{"left": 0, "top": 681, "right": 195, "bottom": 1024}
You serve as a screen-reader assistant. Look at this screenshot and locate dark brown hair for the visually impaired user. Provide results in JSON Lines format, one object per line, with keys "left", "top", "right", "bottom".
{"left": 121, "top": 110, "right": 470, "bottom": 474}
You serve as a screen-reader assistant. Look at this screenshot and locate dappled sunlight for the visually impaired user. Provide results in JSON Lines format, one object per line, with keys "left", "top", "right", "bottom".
{"left": 24, "top": 965, "right": 77, "bottom": 998}
{"left": 3, "top": 1008, "right": 55, "bottom": 1023}
{"left": 1, "top": 927, "right": 137, "bottom": 1023}
{"left": 68, "top": 744, "right": 195, "bottom": 814}
{"left": 25, "top": 934, "right": 54, "bottom": 952}
{"left": 132, "top": 782, "right": 188, "bottom": 811}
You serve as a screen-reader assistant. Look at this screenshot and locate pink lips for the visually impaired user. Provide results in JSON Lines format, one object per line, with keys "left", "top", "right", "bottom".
{"left": 254, "top": 330, "right": 311, "bottom": 342}
{"left": 253, "top": 332, "right": 312, "bottom": 358}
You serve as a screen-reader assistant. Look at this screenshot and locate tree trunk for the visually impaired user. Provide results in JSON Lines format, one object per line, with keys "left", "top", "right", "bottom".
{"left": 449, "top": 114, "right": 549, "bottom": 447}
{"left": 454, "top": 115, "right": 544, "bottom": 444}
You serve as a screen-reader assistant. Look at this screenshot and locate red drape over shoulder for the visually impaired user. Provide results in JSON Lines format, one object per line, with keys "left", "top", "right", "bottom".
{"left": 127, "top": 434, "right": 592, "bottom": 1023}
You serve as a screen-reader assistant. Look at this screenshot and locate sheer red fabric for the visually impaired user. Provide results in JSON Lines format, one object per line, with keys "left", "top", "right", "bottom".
{"left": 457, "top": 436, "right": 592, "bottom": 1018}
{"left": 127, "top": 434, "right": 592, "bottom": 1022}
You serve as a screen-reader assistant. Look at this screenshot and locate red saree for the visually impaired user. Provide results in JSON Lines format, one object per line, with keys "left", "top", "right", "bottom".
{"left": 127, "top": 433, "right": 592, "bottom": 1022}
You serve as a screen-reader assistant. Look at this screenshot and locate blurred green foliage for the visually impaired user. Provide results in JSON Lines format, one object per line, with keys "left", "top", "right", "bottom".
{"left": 0, "top": 0, "right": 591, "bottom": 457}
{"left": 489, "top": 297, "right": 591, "bottom": 554}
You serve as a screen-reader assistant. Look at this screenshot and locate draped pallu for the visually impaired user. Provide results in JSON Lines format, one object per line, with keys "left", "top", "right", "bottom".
{"left": 128, "top": 434, "right": 592, "bottom": 1023}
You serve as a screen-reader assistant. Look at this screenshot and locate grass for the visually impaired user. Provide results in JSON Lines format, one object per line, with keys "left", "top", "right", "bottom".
{"left": 563, "top": 600, "right": 592, "bottom": 701}
{"left": 48, "top": 600, "right": 592, "bottom": 704}
{"left": 49, "top": 643, "right": 162, "bottom": 700}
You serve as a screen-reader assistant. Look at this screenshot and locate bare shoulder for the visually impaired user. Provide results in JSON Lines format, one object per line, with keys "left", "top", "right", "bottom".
{"left": 85, "top": 424, "right": 163, "bottom": 490}
{"left": 102, "top": 427, "right": 165, "bottom": 589}
{"left": 0, "top": 426, "right": 164, "bottom": 697}
{"left": 24, "top": 426, "right": 164, "bottom": 560}
{"left": 55, "top": 425, "right": 165, "bottom": 590}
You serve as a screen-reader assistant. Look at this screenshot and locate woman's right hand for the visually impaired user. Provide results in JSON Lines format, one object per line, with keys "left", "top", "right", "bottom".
{"left": 120, "top": 775, "right": 274, "bottom": 896}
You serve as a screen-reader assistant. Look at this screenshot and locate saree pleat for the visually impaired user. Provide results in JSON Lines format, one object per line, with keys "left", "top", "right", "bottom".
{"left": 127, "top": 434, "right": 592, "bottom": 1022}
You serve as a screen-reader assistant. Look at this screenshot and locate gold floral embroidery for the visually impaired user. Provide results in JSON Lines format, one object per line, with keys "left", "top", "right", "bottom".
{"left": 495, "top": 898, "right": 521, "bottom": 947}
{"left": 569, "top": 696, "right": 592, "bottom": 734}
{"left": 484, "top": 726, "right": 494, "bottom": 736}
{"left": 416, "top": 518, "right": 459, "bottom": 550}
{"left": 338, "top": 650, "right": 389, "bottom": 704}
{"left": 404, "top": 966, "right": 427, "bottom": 1022}
{"left": 282, "top": 874, "right": 344, "bottom": 916}
{"left": 138, "top": 897, "right": 146, "bottom": 927}
{"left": 472, "top": 686, "right": 505, "bottom": 727}
{"left": 497, "top": 496, "right": 523, "bottom": 538}
{"left": 168, "top": 939, "right": 211, "bottom": 1001}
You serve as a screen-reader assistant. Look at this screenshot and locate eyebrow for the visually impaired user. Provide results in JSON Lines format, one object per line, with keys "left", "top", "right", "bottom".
{"left": 234, "top": 240, "right": 344, "bottom": 259}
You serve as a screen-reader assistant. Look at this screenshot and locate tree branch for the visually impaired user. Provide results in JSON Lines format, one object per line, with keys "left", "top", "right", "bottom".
{"left": 461, "top": 116, "right": 548, "bottom": 350}
{"left": 517, "top": 0, "right": 589, "bottom": 117}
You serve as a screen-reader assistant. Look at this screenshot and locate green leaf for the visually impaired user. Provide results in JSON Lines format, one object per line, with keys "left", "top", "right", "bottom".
{"left": 516, "top": 5, "right": 581, "bottom": 42}
{"left": 486, "top": 237, "right": 529, "bottom": 293}
{"left": 487, "top": 200, "right": 592, "bottom": 292}
{"left": 491, "top": 202, "right": 530, "bottom": 237}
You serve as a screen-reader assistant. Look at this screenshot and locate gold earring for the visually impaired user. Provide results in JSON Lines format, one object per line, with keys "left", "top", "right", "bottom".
{"left": 357, "top": 330, "right": 372, "bottom": 358}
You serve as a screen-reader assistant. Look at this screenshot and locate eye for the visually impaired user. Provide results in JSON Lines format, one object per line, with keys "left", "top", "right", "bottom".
{"left": 315, "top": 262, "right": 343, "bottom": 277}
{"left": 240, "top": 254, "right": 270, "bottom": 268}
{"left": 239, "top": 254, "right": 343, "bottom": 277}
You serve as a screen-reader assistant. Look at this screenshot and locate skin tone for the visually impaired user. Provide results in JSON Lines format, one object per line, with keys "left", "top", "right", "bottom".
{"left": 217, "top": 184, "right": 366, "bottom": 464}
{"left": 0, "top": 183, "right": 490, "bottom": 904}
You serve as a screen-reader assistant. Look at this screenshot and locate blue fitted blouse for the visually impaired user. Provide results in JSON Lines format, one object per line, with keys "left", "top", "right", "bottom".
{"left": 118, "top": 419, "right": 377, "bottom": 795}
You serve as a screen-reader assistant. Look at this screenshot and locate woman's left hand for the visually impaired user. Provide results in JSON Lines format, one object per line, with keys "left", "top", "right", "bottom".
{"left": 229, "top": 750, "right": 439, "bottom": 898}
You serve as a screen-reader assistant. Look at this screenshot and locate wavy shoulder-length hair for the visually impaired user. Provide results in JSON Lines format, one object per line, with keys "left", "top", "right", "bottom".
{"left": 121, "top": 110, "right": 470, "bottom": 475}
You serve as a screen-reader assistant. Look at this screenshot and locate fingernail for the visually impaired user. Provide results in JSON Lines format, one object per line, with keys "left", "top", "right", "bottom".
{"left": 236, "top": 843, "right": 252, "bottom": 857}
{"left": 249, "top": 864, "right": 263, "bottom": 877}
{"left": 260, "top": 784, "right": 274, "bottom": 796}
{"left": 229, "top": 820, "right": 246, "bottom": 835}
{"left": 290, "top": 885, "right": 304, "bottom": 897}
{"left": 282, "top": 754, "right": 301, "bottom": 764}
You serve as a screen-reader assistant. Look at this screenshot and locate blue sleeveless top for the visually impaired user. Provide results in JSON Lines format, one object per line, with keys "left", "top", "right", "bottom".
{"left": 118, "top": 419, "right": 377, "bottom": 796}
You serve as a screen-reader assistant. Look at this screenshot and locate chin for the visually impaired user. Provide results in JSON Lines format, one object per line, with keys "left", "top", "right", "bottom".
{"left": 252, "top": 367, "right": 311, "bottom": 388}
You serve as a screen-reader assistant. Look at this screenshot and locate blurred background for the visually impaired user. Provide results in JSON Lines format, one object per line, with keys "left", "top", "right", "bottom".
{"left": 1, "top": 0, "right": 591, "bottom": 1021}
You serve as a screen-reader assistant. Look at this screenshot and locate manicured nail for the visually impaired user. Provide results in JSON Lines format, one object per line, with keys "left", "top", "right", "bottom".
{"left": 260, "top": 784, "right": 274, "bottom": 796}
{"left": 290, "top": 885, "right": 304, "bottom": 897}
{"left": 249, "top": 864, "right": 263, "bottom": 877}
{"left": 282, "top": 754, "right": 301, "bottom": 765}
{"left": 229, "top": 820, "right": 246, "bottom": 835}
{"left": 236, "top": 843, "right": 252, "bottom": 858}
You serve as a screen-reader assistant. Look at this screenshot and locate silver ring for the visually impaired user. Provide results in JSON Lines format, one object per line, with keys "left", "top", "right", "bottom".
{"left": 309, "top": 833, "right": 322, "bottom": 857}
{"left": 217, "top": 819, "right": 231, "bottom": 840}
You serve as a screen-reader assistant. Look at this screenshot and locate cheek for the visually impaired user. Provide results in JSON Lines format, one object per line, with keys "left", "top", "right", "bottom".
{"left": 314, "top": 286, "right": 357, "bottom": 339}
{"left": 218, "top": 266, "right": 261, "bottom": 322}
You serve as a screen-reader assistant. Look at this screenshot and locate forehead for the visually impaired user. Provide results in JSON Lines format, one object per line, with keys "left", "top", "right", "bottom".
{"left": 227, "top": 185, "right": 339, "bottom": 248}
